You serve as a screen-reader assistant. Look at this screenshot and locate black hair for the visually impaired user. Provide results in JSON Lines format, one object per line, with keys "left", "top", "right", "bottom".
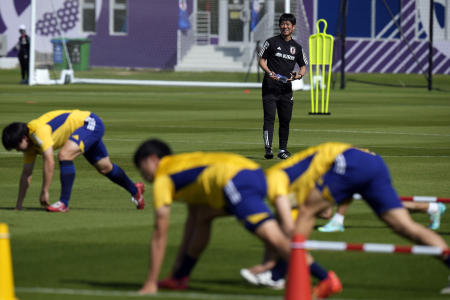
{"left": 2, "top": 122, "right": 29, "bottom": 150}
{"left": 134, "top": 139, "right": 172, "bottom": 167}
{"left": 279, "top": 13, "right": 296, "bottom": 26}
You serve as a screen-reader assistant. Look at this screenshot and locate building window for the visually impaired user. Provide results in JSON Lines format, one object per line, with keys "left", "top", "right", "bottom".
{"left": 110, "top": 0, "right": 128, "bottom": 35}
{"left": 82, "top": 0, "right": 96, "bottom": 33}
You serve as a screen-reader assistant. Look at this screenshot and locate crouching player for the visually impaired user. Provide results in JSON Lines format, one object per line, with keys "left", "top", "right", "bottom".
{"left": 265, "top": 142, "right": 450, "bottom": 296}
{"left": 133, "top": 139, "right": 295, "bottom": 294}
{"left": 240, "top": 206, "right": 341, "bottom": 296}
{"left": 2, "top": 110, "right": 144, "bottom": 212}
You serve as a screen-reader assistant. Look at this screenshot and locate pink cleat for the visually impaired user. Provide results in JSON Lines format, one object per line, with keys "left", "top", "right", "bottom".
{"left": 46, "top": 201, "right": 69, "bottom": 212}
{"left": 131, "top": 182, "right": 145, "bottom": 209}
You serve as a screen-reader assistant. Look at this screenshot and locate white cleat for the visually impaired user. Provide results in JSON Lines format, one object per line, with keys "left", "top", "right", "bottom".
{"left": 240, "top": 269, "right": 259, "bottom": 285}
{"left": 256, "top": 271, "right": 285, "bottom": 290}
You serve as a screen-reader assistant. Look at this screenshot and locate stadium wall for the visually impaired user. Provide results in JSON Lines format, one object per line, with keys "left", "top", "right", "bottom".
{"left": 0, "top": 0, "right": 178, "bottom": 69}
{"left": 1, "top": 0, "right": 449, "bottom": 74}
{"left": 88, "top": 0, "right": 178, "bottom": 69}
{"left": 315, "top": 0, "right": 450, "bottom": 74}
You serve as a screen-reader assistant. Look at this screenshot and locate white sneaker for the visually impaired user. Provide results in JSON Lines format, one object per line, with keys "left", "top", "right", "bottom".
{"left": 441, "top": 276, "right": 450, "bottom": 294}
{"left": 256, "top": 271, "right": 285, "bottom": 290}
{"left": 240, "top": 269, "right": 259, "bottom": 285}
{"left": 318, "top": 220, "right": 345, "bottom": 232}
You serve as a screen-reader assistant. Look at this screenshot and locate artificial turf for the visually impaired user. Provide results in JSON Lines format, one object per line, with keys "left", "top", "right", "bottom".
{"left": 0, "top": 68, "right": 449, "bottom": 300}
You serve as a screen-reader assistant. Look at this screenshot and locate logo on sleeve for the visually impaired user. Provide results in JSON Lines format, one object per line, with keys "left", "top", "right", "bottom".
{"left": 277, "top": 46, "right": 281, "bottom": 50}
{"left": 31, "top": 133, "right": 43, "bottom": 147}
{"left": 290, "top": 46, "right": 296, "bottom": 55}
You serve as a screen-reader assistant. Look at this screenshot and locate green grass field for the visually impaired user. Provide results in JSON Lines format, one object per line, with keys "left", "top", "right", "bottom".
{"left": 1, "top": 69, "right": 449, "bottom": 300}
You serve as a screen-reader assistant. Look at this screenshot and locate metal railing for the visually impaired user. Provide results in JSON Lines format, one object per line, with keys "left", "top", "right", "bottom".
{"left": 196, "top": 11, "right": 210, "bottom": 45}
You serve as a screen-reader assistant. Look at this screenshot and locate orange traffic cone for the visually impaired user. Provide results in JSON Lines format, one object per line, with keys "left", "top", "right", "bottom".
{"left": 0, "top": 223, "right": 18, "bottom": 300}
{"left": 285, "top": 234, "right": 311, "bottom": 300}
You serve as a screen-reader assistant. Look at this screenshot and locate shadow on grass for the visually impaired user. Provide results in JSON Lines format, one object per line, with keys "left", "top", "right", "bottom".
{"left": 60, "top": 278, "right": 265, "bottom": 295}
{"left": 344, "top": 281, "right": 437, "bottom": 294}
{"left": 0, "top": 207, "right": 45, "bottom": 211}
{"left": 437, "top": 231, "right": 450, "bottom": 236}
{"left": 60, "top": 279, "right": 141, "bottom": 290}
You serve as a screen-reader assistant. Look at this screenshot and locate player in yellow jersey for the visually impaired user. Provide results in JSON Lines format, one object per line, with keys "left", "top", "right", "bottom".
{"left": 266, "top": 142, "right": 450, "bottom": 298}
{"left": 2, "top": 110, "right": 145, "bottom": 212}
{"left": 133, "top": 139, "right": 292, "bottom": 294}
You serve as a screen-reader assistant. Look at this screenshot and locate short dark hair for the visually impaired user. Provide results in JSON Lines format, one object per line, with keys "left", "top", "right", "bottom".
{"left": 279, "top": 13, "right": 296, "bottom": 26}
{"left": 2, "top": 122, "right": 28, "bottom": 150}
{"left": 134, "top": 139, "right": 172, "bottom": 167}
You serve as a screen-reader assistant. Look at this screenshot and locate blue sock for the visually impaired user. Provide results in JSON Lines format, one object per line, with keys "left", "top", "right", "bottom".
{"left": 309, "top": 262, "right": 329, "bottom": 281}
{"left": 173, "top": 254, "right": 198, "bottom": 279}
{"left": 59, "top": 160, "right": 75, "bottom": 206}
{"left": 271, "top": 259, "right": 288, "bottom": 281}
{"left": 105, "top": 164, "right": 137, "bottom": 196}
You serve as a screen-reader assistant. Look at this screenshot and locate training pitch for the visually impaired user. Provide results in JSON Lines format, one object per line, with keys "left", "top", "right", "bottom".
{"left": 0, "top": 69, "right": 449, "bottom": 300}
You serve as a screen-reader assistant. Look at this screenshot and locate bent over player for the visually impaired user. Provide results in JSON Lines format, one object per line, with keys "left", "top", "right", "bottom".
{"left": 2, "top": 109, "right": 144, "bottom": 212}
{"left": 133, "top": 139, "right": 292, "bottom": 294}
{"left": 258, "top": 13, "right": 307, "bottom": 160}
{"left": 265, "top": 142, "right": 450, "bottom": 294}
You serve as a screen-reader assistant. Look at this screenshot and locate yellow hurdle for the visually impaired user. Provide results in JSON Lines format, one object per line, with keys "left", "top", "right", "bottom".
{"left": 309, "top": 19, "right": 334, "bottom": 115}
{"left": 0, "top": 223, "right": 18, "bottom": 300}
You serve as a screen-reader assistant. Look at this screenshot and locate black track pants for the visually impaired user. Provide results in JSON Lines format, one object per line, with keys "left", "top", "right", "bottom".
{"left": 262, "top": 83, "right": 293, "bottom": 151}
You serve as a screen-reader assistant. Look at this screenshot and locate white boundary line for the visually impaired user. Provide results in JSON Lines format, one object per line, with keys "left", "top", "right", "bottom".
{"left": 16, "top": 287, "right": 282, "bottom": 300}
{"left": 72, "top": 78, "right": 262, "bottom": 89}
{"left": 134, "top": 125, "right": 450, "bottom": 138}
{"left": 15, "top": 286, "right": 363, "bottom": 300}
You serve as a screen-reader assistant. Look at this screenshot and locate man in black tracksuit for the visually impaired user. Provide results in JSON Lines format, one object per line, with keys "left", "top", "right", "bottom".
{"left": 17, "top": 25, "right": 30, "bottom": 84}
{"left": 258, "top": 13, "right": 307, "bottom": 159}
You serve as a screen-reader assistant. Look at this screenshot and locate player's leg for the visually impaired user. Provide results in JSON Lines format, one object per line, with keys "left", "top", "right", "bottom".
{"left": 359, "top": 152, "right": 450, "bottom": 269}
{"left": 46, "top": 139, "right": 84, "bottom": 211}
{"left": 276, "top": 91, "right": 293, "bottom": 159}
{"left": 81, "top": 114, "right": 144, "bottom": 208}
{"left": 403, "top": 201, "right": 446, "bottom": 230}
{"left": 262, "top": 92, "right": 277, "bottom": 159}
{"left": 318, "top": 200, "right": 351, "bottom": 232}
{"left": 380, "top": 208, "right": 448, "bottom": 248}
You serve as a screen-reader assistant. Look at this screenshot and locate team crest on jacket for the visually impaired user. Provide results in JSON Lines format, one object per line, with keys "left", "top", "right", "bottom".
{"left": 290, "top": 46, "right": 296, "bottom": 55}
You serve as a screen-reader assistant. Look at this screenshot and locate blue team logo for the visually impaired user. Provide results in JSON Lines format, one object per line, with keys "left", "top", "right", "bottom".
{"left": 290, "top": 46, "right": 296, "bottom": 55}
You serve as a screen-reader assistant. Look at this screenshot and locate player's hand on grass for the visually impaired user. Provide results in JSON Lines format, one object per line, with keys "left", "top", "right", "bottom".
{"left": 15, "top": 204, "right": 23, "bottom": 210}
{"left": 40, "top": 190, "right": 50, "bottom": 206}
{"left": 138, "top": 282, "right": 158, "bottom": 294}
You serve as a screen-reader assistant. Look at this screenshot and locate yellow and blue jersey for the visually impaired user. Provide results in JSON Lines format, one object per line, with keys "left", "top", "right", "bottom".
{"left": 266, "top": 142, "right": 352, "bottom": 206}
{"left": 266, "top": 142, "right": 403, "bottom": 215}
{"left": 24, "top": 110, "right": 91, "bottom": 163}
{"left": 152, "top": 152, "right": 260, "bottom": 210}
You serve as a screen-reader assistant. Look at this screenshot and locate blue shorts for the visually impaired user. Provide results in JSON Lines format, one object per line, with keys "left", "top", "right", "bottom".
{"left": 316, "top": 149, "right": 403, "bottom": 216}
{"left": 68, "top": 113, "right": 109, "bottom": 165}
{"left": 223, "top": 169, "right": 274, "bottom": 232}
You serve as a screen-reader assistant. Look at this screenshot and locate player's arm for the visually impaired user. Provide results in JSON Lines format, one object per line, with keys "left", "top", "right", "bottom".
{"left": 290, "top": 47, "right": 307, "bottom": 80}
{"left": 16, "top": 163, "right": 34, "bottom": 210}
{"left": 139, "top": 205, "right": 171, "bottom": 294}
{"left": 40, "top": 147, "right": 55, "bottom": 206}
{"left": 289, "top": 65, "right": 306, "bottom": 81}
{"left": 259, "top": 58, "right": 279, "bottom": 81}
{"left": 274, "top": 195, "right": 295, "bottom": 236}
{"left": 258, "top": 40, "right": 278, "bottom": 80}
